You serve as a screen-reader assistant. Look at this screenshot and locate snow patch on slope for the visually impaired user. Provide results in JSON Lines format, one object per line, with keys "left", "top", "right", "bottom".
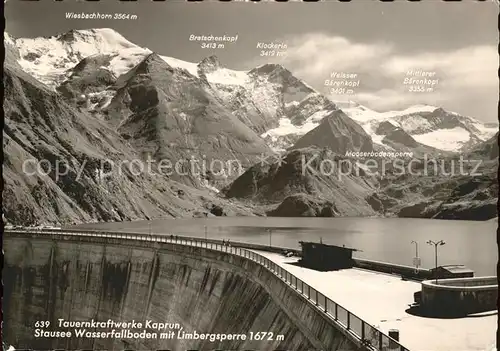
{"left": 412, "top": 127, "right": 471, "bottom": 151}
{"left": 262, "top": 109, "right": 330, "bottom": 139}
{"left": 5, "top": 33, "right": 16, "bottom": 46}
{"left": 206, "top": 68, "right": 249, "bottom": 86}
{"left": 361, "top": 122, "right": 394, "bottom": 147}
{"left": 396, "top": 115, "right": 435, "bottom": 134}
{"left": 202, "top": 179, "right": 220, "bottom": 194}
{"left": 261, "top": 109, "right": 332, "bottom": 151}
{"left": 285, "top": 100, "right": 300, "bottom": 109}
{"left": 161, "top": 56, "right": 199, "bottom": 77}
{"left": 341, "top": 105, "right": 381, "bottom": 122}
{"left": 85, "top": 90, "right": 116, "bottom": 112}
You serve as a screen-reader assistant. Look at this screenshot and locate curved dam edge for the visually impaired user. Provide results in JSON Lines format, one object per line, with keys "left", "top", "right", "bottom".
{"left": 3, "top": 234, "right": 365, "bottom": 351}
{"left": 418, "top": 277, "right": 498, "bottom": 316}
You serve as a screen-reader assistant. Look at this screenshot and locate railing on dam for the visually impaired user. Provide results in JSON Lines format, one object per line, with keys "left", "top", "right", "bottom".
{"left": 5, "top": 229, "right": 410, "bottom": 351}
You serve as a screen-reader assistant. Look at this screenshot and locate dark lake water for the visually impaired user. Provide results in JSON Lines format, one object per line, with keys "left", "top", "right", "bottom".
{"left": 74, "top": 217, "right": 497, "bottom": 276}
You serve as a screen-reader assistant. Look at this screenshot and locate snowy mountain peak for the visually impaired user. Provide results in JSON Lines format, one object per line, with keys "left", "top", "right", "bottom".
{"left": 341, "top": 103, "right": 497, "bottom": 152}
{"left": 249, "top": 63, "right": 290, "bottom": 77}
{"left": 11, "top": 28, "right": 249, "bottom": 88}
{"left": 400, "top": 104, "right": 439, "bottom": 115}
{"left": 13, "top": 28, "right": 151, "bottom": 87}
{"left": 338, "top": 100, "right": 362, "bottom": 108}
{"left": 345, "top": 100, "right": 362, "bottom": 108}
{"left": 426, "top": 107, "right": 448, "bottom": 116}
{"left": 56, "top": 29, "right": 92, "bottom": 43}
{"left": 341, "top": 103, "right": 440, "bottom": 123}
{"left": 198, "top": 55, "right": 223, "bottom": 74}
{"left": 334, "top": 100, "right": 372, "bottom": 112}
{"left": 9, "top": 27, "right": 495, "bottom": 155}
{"left": 53, "top": 28, "right": 137, "bottom": 49}
{"left": 136, "top": 53, "right": 175, "bottom": 72}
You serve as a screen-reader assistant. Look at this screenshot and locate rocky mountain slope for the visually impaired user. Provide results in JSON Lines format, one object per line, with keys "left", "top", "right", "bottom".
{"left": 3, "top": 42, "right": 257, "bottom": 226}
{"left": 466, "top": 132, "right": 499, "bottom": 160}
{"left": 290, "top": 111, "right": 373, "bottom": 154}
{"left": 223, "top": 147, "right": 379, "bottom": 217}
{"left": 365, "top": 154, "right": 498, "bottom": 220}
{"left": 222, "top": 143, "right": 497, "bottom": 220}
{"left": 10, "top": 29, "right": 279, "bottom": 186}
{"left": 106, "top": 53, "right": 273, "bottom": 186}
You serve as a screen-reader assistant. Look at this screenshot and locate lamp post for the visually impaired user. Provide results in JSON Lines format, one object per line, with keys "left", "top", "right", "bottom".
{"left": 204, "top": 225, "right": 207, "bottom": 240}
{"left": 411, "top": 240, "right": 420, "bottom": 271}
{"left": 411, "top": 240, "right": 418, "bottom": 258}
{"left": 427, "top": 240, "right": 445, "bottom": 284}
{"left": 267, "top": 229, "right": 272, "bottom": 247}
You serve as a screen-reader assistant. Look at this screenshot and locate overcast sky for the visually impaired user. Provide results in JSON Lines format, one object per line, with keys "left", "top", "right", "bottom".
{"left": 5, "top": 0, "right": 499, "bottom": 122}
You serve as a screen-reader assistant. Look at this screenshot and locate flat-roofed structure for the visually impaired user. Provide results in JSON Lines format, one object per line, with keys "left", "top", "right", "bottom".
{"left": 299, "top": 241, "right": 358, "bottom": 271}
{"left": 430, "top": 265, "right": 474, "bottom": 279}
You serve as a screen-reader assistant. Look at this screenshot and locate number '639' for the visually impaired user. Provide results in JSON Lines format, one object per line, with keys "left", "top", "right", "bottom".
{"left": 35, "top": 321, "right": 50, "bottom": 328}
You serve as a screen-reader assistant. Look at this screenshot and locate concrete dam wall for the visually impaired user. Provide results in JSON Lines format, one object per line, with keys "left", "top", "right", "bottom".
{"left": 3, "top": 233, "right": 364, "bottom": 351}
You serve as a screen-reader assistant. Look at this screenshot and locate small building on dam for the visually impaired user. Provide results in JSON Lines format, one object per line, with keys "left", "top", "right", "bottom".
{"left": 298, "top": 241, "right": 358, "bottom": 271}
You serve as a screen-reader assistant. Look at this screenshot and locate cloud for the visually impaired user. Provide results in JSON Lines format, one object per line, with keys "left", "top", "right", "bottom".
{"left": 246, "top": 33, "right": 498, "bottom": 122}
{"left": 381, "top": 46, "right": 498, "bottom": 90}
{"left": 278, "top": 34, "right": 394, "bottom": 80}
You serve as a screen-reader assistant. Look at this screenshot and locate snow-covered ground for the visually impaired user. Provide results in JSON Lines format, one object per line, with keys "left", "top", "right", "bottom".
{"left": 206, "top": 68, "right": 249, "bottom": 86}
{"left": 412, "top": 127, "right": 472, "bottom": 152}
{"left": 252, "top": 251, "right": 496, "bottom": 351}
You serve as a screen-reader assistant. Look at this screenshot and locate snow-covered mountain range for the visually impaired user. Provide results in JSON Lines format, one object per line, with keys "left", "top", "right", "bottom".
{"left": 4, "top": 27, "right": 498, "bottom": 225}
{"left": 9, "top": 28, "right": 496, "bottom": 154}
{"left": 337, "top": 101, "right": 497, "bottom": 152}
